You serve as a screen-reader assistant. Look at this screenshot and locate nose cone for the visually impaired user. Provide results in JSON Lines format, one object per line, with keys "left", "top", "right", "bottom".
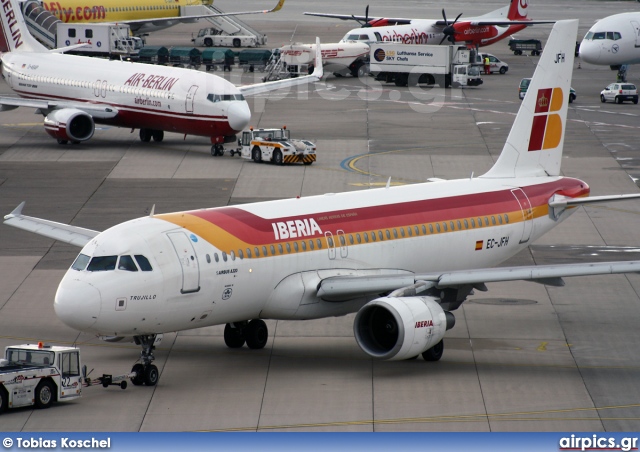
{"left": 227, "top": 101, "right": 251, "bottom": 132}
{"left": 54, "top": 278, "right": 101, "bottom": 331}
{"left": 579, "top": 40, "right": 600, "bottom": 64}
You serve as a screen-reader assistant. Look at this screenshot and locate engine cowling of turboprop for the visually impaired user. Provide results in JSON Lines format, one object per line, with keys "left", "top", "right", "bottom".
{"left": 43, "top": 108, "right": 95, "bottom": 142}
{"left": 353, "top": 296, "right": 452, "bottom": 361}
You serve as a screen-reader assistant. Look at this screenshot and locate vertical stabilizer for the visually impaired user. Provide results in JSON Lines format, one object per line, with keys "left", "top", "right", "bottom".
{"left": 0, "top": 0, "right": 47, "bottom": 52}
{"left": 481, "top": 19, "right": 578, "bottom": 179}
{"left": 507, "top": 0, "right": 529, "bottom": 21}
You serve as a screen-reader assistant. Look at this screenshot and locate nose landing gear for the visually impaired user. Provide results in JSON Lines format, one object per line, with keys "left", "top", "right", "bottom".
{"left": 130, "top": 334, "right": 160, "bottom": 386}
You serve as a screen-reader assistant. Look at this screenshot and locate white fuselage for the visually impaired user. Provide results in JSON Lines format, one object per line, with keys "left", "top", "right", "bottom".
{"left": 579, "top": 13, "right": 640, "bottom": 66}
{"left": 0, "top": 52, "right": 250, "bottom": 138}
{"left": 53, "top": 175, "right": 588, "bottom": 337}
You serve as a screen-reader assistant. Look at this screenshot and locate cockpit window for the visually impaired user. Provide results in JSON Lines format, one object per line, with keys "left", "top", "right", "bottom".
{"left": 72, "top": 253, "right": 90, "bottom": 271}
{"left": 134, "top": 255, "right": 153, "bottom": 271}
{"left": 207, "top": 93, "right": 245, "bottom": 103}
{"left": 87, "top": 255, "right": 117, "bottom": 272}
{"left": 118, "top": 255, "right": 138, "bottom": 272}
{"left": 593, "top": 32, "right": 606, "bottom": 40}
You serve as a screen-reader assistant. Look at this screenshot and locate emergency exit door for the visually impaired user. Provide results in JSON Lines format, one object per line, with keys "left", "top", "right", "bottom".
{"left": 167, "top": 232, "right": 200, "bottom": 294}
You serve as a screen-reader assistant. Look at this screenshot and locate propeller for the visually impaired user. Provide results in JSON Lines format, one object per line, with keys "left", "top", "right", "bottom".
{"left": 439, "top": 8, "right": 463, "bottom": 45}
{"left": 352, "top": 4, "right": 371, "bottom": 27}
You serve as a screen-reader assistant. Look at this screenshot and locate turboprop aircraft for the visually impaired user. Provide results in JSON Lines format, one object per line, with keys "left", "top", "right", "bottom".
{"left": 306, "top": 0, "right": 554, "bottom": 48}
{"left": 6, "top": 20, "right": 640, "bottom": 387}
{"left": 0, "top": 0, "right": 321, "bottom": 155}
{"left": 579, "top": 12, "right": 640, "bottom": 68}
{"left": 34, "top": 0, "right": 285, "bottom": 35}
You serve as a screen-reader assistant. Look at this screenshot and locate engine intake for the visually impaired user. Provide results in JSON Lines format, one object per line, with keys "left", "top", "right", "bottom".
{"left": 354, "top": 296, "right": 454, "bottom": 361}
{"left": 44, "top": 108, "right": 95, "bottom": 142}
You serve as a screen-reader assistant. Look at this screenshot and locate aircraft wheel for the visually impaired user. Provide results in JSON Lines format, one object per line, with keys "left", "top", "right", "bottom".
{"left": 34, "top": 380, "right": 55, "bottom": 409}
{"left": 245, "top": 319, "right": 268, "bottom": 349}
{"left": 144, "top": 364, "right": 159, "bottom": 386}
{"left": 130, "top": 363, "right": 145, "bottom": 386}
{"left": 224, "top": 323, "right": 246, "bottom": 348}
{"left": 273, "top": 150, "right": 283, "bottom": 166}
{"left": 139, "top": 128, "right": 151, "bottom": 142}
{"left": 252, "top": 146, "right": 262, "bottom": 163}
{"left": 152, "top": 130, "right": 164, "bottom": 142}
{"left": 601, "top": 94, "right": 606, "bottom": 103}
{"left": 422, "top": 340, "right": 444, "bottom": 361}
{"left": 57, "top": 139, "right": 68, "bottom": 145}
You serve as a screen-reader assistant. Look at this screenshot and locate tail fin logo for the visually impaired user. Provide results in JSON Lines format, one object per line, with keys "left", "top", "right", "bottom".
{"left": 518, "top": 0, "right": 528, "bottom": 18}
{"left": 528, "top": 87, "right": 563, "bottom": 152}
{"left": 0, "top": 0, "right": 24, "bottom": 51}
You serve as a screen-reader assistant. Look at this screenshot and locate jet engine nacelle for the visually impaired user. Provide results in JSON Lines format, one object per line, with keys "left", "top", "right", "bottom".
{"left": 354, "top": 296, "right": 454, "bottom": 361}
{"left": 44, "top": 108, "right": 95, "bottom": 142}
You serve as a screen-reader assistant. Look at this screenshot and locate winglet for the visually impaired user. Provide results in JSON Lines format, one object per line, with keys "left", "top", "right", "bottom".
{"left": 270, "top": 0, "right": 285, "bottom": 13}
{"left": 149, "top": 204, "right": 155, "bottom": 218}
{"left": 4, "top": 201, "right": 26, "bottom": 220}
{"left": 312, "top": 37, "right": 324, "bottom": 79}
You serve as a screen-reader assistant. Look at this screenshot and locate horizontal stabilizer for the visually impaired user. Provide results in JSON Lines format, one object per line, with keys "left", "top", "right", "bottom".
{"left": 4, "top": 202, "right": 99, "bottom": 247}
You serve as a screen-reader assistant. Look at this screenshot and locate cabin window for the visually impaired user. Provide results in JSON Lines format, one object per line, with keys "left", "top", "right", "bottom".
{"left": 464, "top": 219, "right": 469, "bottom": 229}
{"left": 416, "top": 226, "right": 420, "bottom": 235}
{"left": 231, "top": 251, "right": 236, "bottom": 261}
{"left": 206, "top": 254, "right": 211, "bottom": 263}
{"left": 316, "top": 239, "right": 323, "bottom": 249}
{"left": 327, "top": 236, "right": 334, "bottom": 247}
{"left": 498, "top": 216, "right": 503, "bottom": 225}
{"left": 246, "top": 248, "right": 252, "bottom": 258}
{"left": 263, "top": 246, "right": 268, "bottom": 256}
{"left": 222, "top": 252, "right": 228, "bottom": 262}
{"left": 407, "top": 227, "right": 412, "bottom": 237}
{"left": 309, "top": 240, "right": 314, "bottom": 250}
{"left": 471, "top": 218, "right": 476, "bottom": 228}
{"left": 87, "top": 255, "right": 117, "bottom": 272}
{"left": 293, "top": 242, "right": 299, "bottom": 252}
{"left": 484, "top": 217, "right": 489, "bottom": 226}
{"left": 491, "top": 216, "right": 496, "bottom": 225}
{"left": 71, "top": 253, "right": 90, "bottom": 271}
{"left": 278, "top": 244, "right": 283, "bottom": 254}
{"left": 385, "top": 230, "right": 391, "bottom": 240}
{"left": 118, "top": 255, "right": 138, "bottom": 272}
{"left": 349, "top": 235, "right": 354, "bottom": 245}
{"left": 457, "top": 220, "right": 462, "bottom": 230}
{"left": 254, "top": 247, "right": 260, "bottom": 257}
{"left": 214, "top": 253, "right": 219, "bottom": 263}
{"left": 301, "top": 241, "right": 306, "bottom": 251}
{"left": 393, "top": 229, "right": 398, "bottom": 238}
{"left": 270, "top": 245, "right": 275, "bottom": 255}
{"left": 364, "top": 232, "right": 369, "bottom": 243}
{"left": 339, "top": 235, "right": 346, "bottom": 246}
{"left": 356, "top": 233, "right": 361, "bottom": 243}
{"left": 436, "top": 223, "right": 441, "bottom": 233}
{"left": 429, "top": 224, "right": 434, "bottom": 234}
{"left": 450, "top": 221, "right": 455, "bottom": 231}
{"left": 400, "top": 228, "right": 405, "bottom": 238}
{"left": 238, "top": 249, "right": 244, "bottom": 259}
{"left": 504, "top": 214, "right": 510, "bottom": 224}
{"left": 443, "top": 223, "right": 448, "bottom": 232}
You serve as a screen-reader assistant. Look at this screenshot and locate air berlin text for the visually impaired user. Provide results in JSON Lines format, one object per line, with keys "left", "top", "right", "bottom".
{"left": 1, "top": 0, "right": 24, "bottom": 49}
{"left": 124, "top": 73, "right": 179, "bottom": 91}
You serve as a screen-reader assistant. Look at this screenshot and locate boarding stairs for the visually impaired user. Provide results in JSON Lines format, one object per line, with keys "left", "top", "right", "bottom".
{"left": 21, "top": 0, "right": 60, "bottom": 49}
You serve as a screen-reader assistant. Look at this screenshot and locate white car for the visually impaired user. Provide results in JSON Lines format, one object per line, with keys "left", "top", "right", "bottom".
{"left": 600, "top": 83, "right": 639, "bottom": 104}
{"left": 480, "top": 53, "right": 509, "bottom": 74}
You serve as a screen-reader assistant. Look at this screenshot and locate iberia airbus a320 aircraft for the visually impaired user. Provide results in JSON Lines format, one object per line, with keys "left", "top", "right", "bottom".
{"left": 0, "top": 0, "right": 321, "bottom": 155}
{"left": 6, "top": 20, "right": 640, "bottom": 387}
{"left": 38, "top": 0, "right": 285, "bottom": 35}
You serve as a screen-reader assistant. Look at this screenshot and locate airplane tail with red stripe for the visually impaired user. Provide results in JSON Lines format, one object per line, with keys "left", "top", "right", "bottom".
{"left": 507, "top": 0, "right": 529, "bottom": 21}
{"left": 0, "top": 0, "right": 46, "bottom": 52}
{"left": 481, "top": 19, "right": 577, "bottom": 179}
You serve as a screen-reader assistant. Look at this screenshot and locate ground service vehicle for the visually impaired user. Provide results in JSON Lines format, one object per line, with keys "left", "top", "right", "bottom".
{"left": 56, "top": 23, "right": 141, "bottom": 59}
{"left": 369, "top": 44, "right": 482, "bottom": 88}
{"left": 0, "top": 343, "right": 130, "bottom": 413}
{"left": 480, "top": 53, "right": 509, "bottom": 74}
{"left": 600, "top": 83, "right": 639, "bottom": 104}
{"left": 519, "top": 78, "right": 576, "bottom": 102}
{"left": 192, "top": 27, "right": 258, "bottom": 48}
{"left": 237, "top": 127, "right": 316, "bottom": 165}
{"left": 508, "top": 38, "right": 542, "bottom": 56}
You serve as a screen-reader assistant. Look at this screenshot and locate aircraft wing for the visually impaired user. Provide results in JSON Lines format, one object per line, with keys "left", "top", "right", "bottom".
{"left": 3, "top": 202, "right": 99, "bottom": 247}
{"left": 317, "top": 260, "right": 640, "bottom": 301}
{"left": 0, "top": 96, "right": 118, "bottom": 119}
{"left": 238, "top": 37, "right": 323, "bottom": 97}
{"left": 471, "top": 20, "right": 557, "bottom": 26}
{"left": 119, "top": 0, "right": 285, "bottom": 28}
{"left": 303, "top": 12, "right": 412, "bottom": 25}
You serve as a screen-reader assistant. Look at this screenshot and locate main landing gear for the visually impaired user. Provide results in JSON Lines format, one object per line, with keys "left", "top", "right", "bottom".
{"left": 130, "top": 334, "right": 159, "bottom": 386}
{"left": 223, "top": 320, "right": 268, "bottom": 349}
{"left": 139, "top": 128, "right": 164, "bottom": 143}
{"left": 211, "top": 144, "right": 225, "bottom": 156}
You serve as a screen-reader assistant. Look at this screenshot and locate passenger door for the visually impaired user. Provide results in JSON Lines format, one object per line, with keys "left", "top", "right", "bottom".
{"left": 167, "top": 232, "right": 201, "bottom": 294}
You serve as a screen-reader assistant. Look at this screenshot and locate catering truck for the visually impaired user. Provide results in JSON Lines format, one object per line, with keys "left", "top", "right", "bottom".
{"left": 368, "top": 43, "right": 483, "bottom": 88}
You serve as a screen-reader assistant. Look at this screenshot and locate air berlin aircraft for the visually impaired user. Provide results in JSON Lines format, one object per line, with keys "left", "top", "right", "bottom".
{"left": 307, "top": 0, "right": 554, "bottom": 48}
{"left": 0, "top": 0, "right": 321, "bottom": 155}
{"left": 6, "top": 20, "right": 640, "bottom": 387}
